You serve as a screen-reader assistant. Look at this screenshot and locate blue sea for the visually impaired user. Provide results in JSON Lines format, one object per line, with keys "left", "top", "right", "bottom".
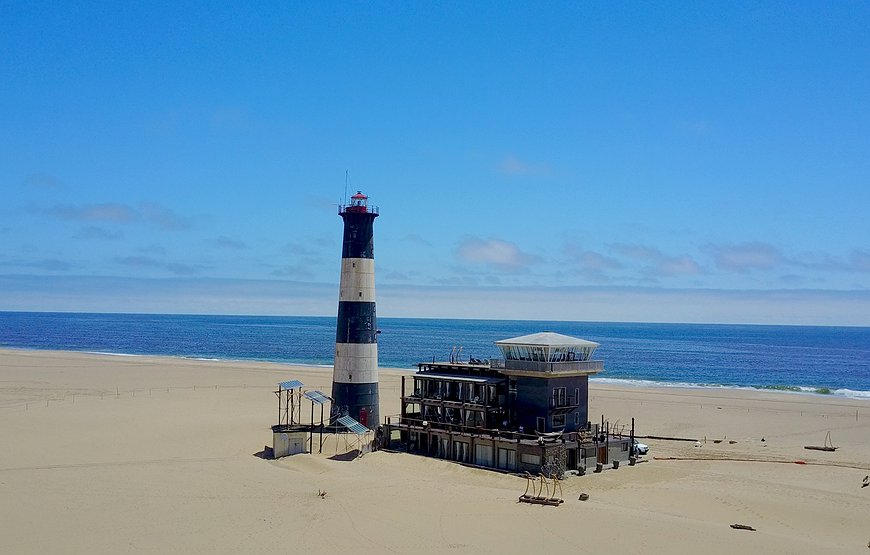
{"left": 1, "top": 311, "right": 869, "bottom": 400}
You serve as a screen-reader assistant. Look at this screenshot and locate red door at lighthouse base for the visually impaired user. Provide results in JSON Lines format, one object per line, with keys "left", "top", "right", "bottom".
{"left": 359, "top": 407, "right": 368, "bottom": 427}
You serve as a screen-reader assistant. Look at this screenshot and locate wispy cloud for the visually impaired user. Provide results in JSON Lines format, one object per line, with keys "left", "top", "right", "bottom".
{"left": 849, "top": 250, "right": 870, "bottom": 273}
{"left": 139, "top": 202, "right": 191, "bottom": 230}
{"left": 611, "top": 243, "right": 703, "bottom": 278}
{"left": 45, "top": 203, "right": 138, "bottom": 223}
{"left": 24, "top": 172, "right": 63, "bottom": 189}
{"left": 705, "top": 242, "right": 783, "bottom": 273}
{"left": 74, "top": 226, "right": 123, "bottom": 240}
{"left": 269, "top": 265, "right": 314, "bottom": 279}
{"left": 282, "top": 242, "right": 318, "bottom": 256}
{"left": 209, "top": 106, "right": 253, "bottom": 132}
{"left": 456, "top": 237, "right": 542, "bottom": 272}
{"left": 38, "top": 201, "right": 191, "bottom": 231}
{"left": 676, "top": 119, "right": 712, "bottom": 137}
{"left": 114, "top": 256, "right": 201, "bottom": 275}
{"left": 404, "top": 233, "right": 432, "bottom": 247}
{"left": 138, "top": 244, "right": 167, "bottom": 256}
{"left": 563, "top": 242, "right": 623, "bottom": 282}
{"left": 499, "top": 155, "right": 552, "bottom": 176}
{"left": 28, "top": 259, "right": 73, "bottom": 271}
{"left": 209, "top": 236, "right": 246, "bottom": 250}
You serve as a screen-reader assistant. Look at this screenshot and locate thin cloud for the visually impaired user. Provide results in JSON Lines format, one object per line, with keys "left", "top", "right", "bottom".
{"left": 564, "top": 242, "right": 623, "bottom": 271}
{"left": 38, "top": 201, "right": 191, "bottom": 231}
{"left": 705, "top": 242, "right": 783, "bottom": 273}
{"left": 282, "top": 242, "right": 318, "bottom": 256}
{"left": 74, "top": 226, "right": 123, "bottom": 240}
{"left": 676, "top": 119, "right": 712, "bottom": 137}
{"left": 404, "top": 233, "right": 432, "bottom": 247}
{"left": 499, "top": 155, "right": 552, "bottom": 176}
{"left": 384, "top": 271, "right": 412, "bottom": 281}
{"left": 114, "top": 256, "right": 201, "bottom": 275}
{"left": 270, "top": 265, "right": 314, "bottom": 279}
{"left": 850, "top": 250, "right": 870, "bottom": 273}
{"left": 611, "top": 243, "right": 702, "bottom": 278}
{"left": 308, "top": 233, "right": 335, "bottom": 248}
{"left": 210, "top": 106, "right": 253, "bottom": 132}
{"left": 24, "top": 172, "right": 63, "bottom": 189}
{"left": 138, "top": 244, "right": 167, "bottom": 256}
{"left": 210, "top": 236, "right": 246, "bottom": 250}
{"left": 29, "top": 259, "right": 72, "bottom": 271}
{"left": 563, "top": 242, "right": 623, "bottom": 283}
{"left": 434, "top": 275, "right": 481, "bottom": 286}
{"left": 115, "top": 255, "right": 162, "bottom": 267}
{"left": 139, "top": 202, "right": 191, "bottom": 231}
{"left": 456, "top": 237, "right": 541, "bottom": 272}
{"left": 45, "top": 202, "right": 138, "bottom": 223}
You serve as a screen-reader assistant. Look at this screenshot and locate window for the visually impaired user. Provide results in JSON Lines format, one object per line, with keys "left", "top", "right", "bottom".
{"left": 574, "top": 412, "right": 580, "bottom": 425}
{"left": 552, "top": 414, "right": 565, "bottom": 428}
{"left": 520, "top": 453, "right": 542, "bottom": 465}
{"left": 552, "top": 387, "right": 566, "bottom": 407}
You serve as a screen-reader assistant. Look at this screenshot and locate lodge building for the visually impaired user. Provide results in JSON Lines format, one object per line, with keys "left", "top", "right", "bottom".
{"left": 383, "top": 332, "right": 635, "bottom": 476}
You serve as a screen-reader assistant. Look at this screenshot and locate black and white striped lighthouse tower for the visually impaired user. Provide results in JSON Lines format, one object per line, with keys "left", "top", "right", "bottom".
{"left": 332, "top": 191, "right": 379, "bottom": 428}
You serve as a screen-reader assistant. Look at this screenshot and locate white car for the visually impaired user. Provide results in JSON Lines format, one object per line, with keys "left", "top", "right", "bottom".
{"left": 632, "top": 439, "right": 649, "bottom": 456}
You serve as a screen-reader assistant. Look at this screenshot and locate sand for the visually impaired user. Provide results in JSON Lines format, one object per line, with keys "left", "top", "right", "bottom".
{"left": 1, "top": 348, "right": 868, "bottom": 554}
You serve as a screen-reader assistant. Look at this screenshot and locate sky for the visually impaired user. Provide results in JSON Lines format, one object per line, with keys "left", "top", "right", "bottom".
{"left": 2, "top": 2, "right": 869, "bottom": 325}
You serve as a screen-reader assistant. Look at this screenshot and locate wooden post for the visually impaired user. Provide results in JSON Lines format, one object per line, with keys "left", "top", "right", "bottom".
{"left": 309, "top": 401, "right": 315, "bottom": 453}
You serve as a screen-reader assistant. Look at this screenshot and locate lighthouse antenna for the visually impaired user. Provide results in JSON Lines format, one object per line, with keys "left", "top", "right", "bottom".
{"left": 344, "top": 170, "right": 349, "bottom": 206}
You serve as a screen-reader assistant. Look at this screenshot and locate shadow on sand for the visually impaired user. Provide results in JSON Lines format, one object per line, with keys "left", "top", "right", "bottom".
{"left": 328, "top": 449, "right": 360, "bottom": 461}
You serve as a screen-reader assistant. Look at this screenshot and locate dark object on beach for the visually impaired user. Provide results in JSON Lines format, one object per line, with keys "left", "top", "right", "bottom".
{"left": 862, "top": 475, "right": 869, "bottom": 488}
{"left": 729, "top": 440, "right": 737, "bottom": 444}
{"left": 578, "top": 493, "right": 589, "bottom": 501}
{"left": 730, "top": 524, "right": 756, "bottom": 531}
{"left": 518, "top": 473, "right": 563, "bottom": 506}
{"left": 805, "top": 431, "right": 838, "bottom": 452}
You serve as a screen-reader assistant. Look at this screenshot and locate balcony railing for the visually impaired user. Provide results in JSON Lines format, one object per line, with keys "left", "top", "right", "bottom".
{"left": 339, "top": 204, "right": 379, "bottom": 215}
{"left": 495, "top": 359, "right": 604, "bottom": 374}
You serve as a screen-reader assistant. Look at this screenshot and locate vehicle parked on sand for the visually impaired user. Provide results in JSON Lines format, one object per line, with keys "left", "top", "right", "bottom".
{"left": 632, "top": 439, "right": 649, "bottom": 456}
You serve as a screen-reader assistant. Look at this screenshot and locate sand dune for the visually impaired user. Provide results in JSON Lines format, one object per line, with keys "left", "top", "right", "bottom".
{"left": 1, "top": 349, "right": 868, "bottom": 554}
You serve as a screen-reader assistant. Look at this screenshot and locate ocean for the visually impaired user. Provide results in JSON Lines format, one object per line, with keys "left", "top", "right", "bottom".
{"left": 1, "top": 311, "right": 869, "bottom": 399}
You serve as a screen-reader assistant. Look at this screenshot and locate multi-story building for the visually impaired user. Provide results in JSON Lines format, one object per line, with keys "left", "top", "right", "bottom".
{"left": 383, "top": 332, "right": 635, "bottom": 476}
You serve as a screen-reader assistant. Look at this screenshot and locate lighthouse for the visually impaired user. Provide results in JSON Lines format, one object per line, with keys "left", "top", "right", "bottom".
{"left": 332, "top": 191, "right": 379, "bottom": 428}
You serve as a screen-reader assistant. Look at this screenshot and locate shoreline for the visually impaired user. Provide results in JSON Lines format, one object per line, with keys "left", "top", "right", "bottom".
{"left": 2, "top": 346, "right": 869, "bottom": 402}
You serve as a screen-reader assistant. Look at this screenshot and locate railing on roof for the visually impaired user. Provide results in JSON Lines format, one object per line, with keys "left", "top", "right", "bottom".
{"left": 384, "top": 415, "right": 596, "bottom": 442}
{"left": 339, "top": 203, "right": 379, "bottom": 215}
{"left": 498, "top": 359, "right": 604, "bottom": 374}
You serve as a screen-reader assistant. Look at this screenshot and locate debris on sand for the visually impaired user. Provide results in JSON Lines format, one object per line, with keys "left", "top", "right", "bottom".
{"left": 730, "top": 524, "right": 756, "bottom": 531}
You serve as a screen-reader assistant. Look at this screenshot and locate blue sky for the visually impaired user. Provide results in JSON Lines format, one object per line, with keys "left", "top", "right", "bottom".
{"left": 2, "top": 2, "right": 869, "bottom": 325}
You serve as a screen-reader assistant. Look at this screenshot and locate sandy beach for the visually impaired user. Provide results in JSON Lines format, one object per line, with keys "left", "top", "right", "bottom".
{"left": 1, "top": 348, "right": 868, "bottom": 554}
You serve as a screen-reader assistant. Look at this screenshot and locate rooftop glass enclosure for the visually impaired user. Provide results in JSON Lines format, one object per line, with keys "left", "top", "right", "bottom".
{"left": 495, "top": 332, "right": 600, "bottom": 363}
